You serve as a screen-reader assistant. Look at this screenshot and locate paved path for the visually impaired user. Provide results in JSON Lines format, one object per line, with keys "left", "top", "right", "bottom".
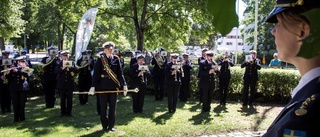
{"left": 203, "top": 131, "right": 266, "bottom": 137}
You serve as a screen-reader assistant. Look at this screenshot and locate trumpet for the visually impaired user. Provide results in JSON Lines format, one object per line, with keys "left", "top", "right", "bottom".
{"left": 154, "top": 53, "right": 164, "bottom": 69}
{"left": 138, "top": 63, "right": 148, "bottom": 83}
{"left": 171, "top": 62, "right": 181, "bottom": 81}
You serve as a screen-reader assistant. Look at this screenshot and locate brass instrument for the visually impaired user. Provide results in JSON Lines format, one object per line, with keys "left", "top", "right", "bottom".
{"left": 171, "top": 62, "right": 181, "bottom": 81}
{"left": 138, "top": 64, "right": 148, "bottom": 83}
{"left": 154, "top": 53, "right": 165, "bottom": 69}
{"left": 38, "top": 57, "right": 55, "bottom": 71}
{"left": 2, "top": 65, "right": 8, "bottom": 84}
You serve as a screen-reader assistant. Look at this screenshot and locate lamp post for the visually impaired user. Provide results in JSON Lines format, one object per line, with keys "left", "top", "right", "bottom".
{"left": 24, "top": 34, "right": 29, "bottom": 50}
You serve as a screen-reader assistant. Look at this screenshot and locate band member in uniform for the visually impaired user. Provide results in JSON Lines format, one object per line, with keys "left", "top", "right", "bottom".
{"left": 130, "top": 50, "right": 141, "bottom": 68}
{"left": 218, "top": 53, "right": 235, "bottom": 106}
{"left": 0, "top": 50, "right": 13, "bottom": 114}
{"left": 151, "top": 48, "right": 167, "bottom": 101}
{"left": 40, "top": 46, "right": 59, "bottom": 108}
{"left": 5, "top": 56, "right": 32, "bottom": 122}
{"left": 241, "top": 50, "right": 261, "bottom": 108}
{"left": 199, "top": 51, "right": 219, "bottom": 112}
{"left": 76, "top": 50, "right": 94, "bottom": 105}
{"left": 263, "top": 0, "right": 320, "bottom": 136}
{"left": 179, "top": 53, "right": 192, "bottom": 102}
{"left": 20, "top": 50, "right": 33, "bottom": 68}
{"left": 198, "top": 48, "right": 208, "bottom": 103}
{"left": 55, "top": 50, "right": 77, "bottom": 117}
{"left": 165, "top": 53, "right": 181, "bottom": 113}
{"left": 88, "top": 41, "right": 127, "bottom": 132}
{"left": 130, "top": 54, "right": 150, "bottom": 113}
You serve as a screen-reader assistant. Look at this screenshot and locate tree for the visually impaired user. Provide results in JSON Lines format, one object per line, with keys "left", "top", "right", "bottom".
{"left": 0, "top": 0, "right": 26, "bottom": 49}
{"left": 241, "top": 0, "right": 276, "bottom": 54}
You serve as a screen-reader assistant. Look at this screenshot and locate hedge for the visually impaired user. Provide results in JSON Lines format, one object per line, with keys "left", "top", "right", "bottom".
{"left": 28, "top": 64, "right": 300, "bottom": 103}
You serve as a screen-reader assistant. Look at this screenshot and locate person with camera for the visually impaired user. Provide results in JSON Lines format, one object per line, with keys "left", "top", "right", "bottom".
{"left": 241, "top": 50, "right": 261, "bottom": 108}
{"left": 263, "top": 0, "right": 320, "bottom": 136}
{"left": 218, "top": 53, "right": 235, "bottom": 106}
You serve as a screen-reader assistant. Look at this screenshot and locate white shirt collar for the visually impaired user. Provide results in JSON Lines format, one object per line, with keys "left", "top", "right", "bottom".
{"left": 292, "top": 67, "right": 320, "bottom": 98}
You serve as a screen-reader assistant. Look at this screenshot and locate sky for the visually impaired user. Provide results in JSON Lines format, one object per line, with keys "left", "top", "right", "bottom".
{"left": 237, "top": 0, "right": 247, "bottom": 21}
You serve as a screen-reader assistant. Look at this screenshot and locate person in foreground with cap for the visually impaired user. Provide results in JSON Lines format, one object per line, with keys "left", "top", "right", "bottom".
{"left": 165, "top": 53, "right": 182, "bottom": 113}
{"left": 269, "top": 53, "right": 282, "bottom": 69}
{"left": 0, "top": 50, "right": 13, "bottom": 114}
{"left": 179, "top": 53, "right": 192, "bottom": 102}
{"left": 76, "top": 50, "right": 94, "bottom": 105}
{"left": 88, "top": 41, "right": 127, "bottom": 132}
{"left": 5, "top": 56, "right": 30, "bottom": 122}
{"left": 198, "top": 51, "right": 219, "bottom": 112}
{"left": 263, "top": 0, "right": 320, "bottom": 136}
{"left": 130, "top": 54, "right": 150, "bottom": 113}
{"left": 241, "top": 50, "right": 261, "bottom": 109}
{"left": 55, "top": 50, "right": 77, "bottom": 117}
{"left": 40, "top": 46, "right": 59, "bottom": 108}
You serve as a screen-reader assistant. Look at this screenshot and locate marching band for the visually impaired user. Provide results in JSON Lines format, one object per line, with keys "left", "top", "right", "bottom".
{"left": 0, "top": 44, "right": 262, "bottom": 133}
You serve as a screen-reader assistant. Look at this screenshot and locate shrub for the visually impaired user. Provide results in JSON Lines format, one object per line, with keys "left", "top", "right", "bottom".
{"left": 28, "top": 64, "right": 299, "bottom": 103}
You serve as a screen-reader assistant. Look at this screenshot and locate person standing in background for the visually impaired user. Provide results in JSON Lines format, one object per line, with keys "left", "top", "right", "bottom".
{"left": 55, "top": 50, "right": 77, "bottom": 117}
{"left": 76, "top": 50, "right": 94, "bottom": 105}
{"left": 241, "top": 50, "right": 261, "bottom": 108}
{"left": 0, "top": 50, "right": 13, "bottom": 114}
{"left": 179, "top": 53, "right": 192, "bottom": 102}
{"left": 269, "top": 53, "right": 282, "bottom": 69}
{"left": 218, "top": 53, "right": 235, "bottom": 106}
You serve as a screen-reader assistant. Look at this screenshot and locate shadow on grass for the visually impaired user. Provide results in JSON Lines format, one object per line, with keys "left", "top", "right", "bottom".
{"left": 189, "top": 111, "right": 212, "bottom": 125}
{"left": 212, "top": 105, "right": 228, "bottom": 116}
{"left": 253, "top": 106, "right": 274, "bottom": 131}
{"left": 237, "top": 106, "right": 259, "bottom": 116}
{"left": 152, "top": 112, "right": 174, "bottom": 125}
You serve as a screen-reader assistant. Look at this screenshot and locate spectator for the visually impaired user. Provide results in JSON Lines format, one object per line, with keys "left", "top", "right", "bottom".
{"left": 269, "top": 53, "right": 281, "bottom": 69}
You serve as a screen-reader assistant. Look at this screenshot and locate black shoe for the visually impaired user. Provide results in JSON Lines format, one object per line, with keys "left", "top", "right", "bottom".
{"left": 109, "top": 128, "right": 116, "bottom": 132}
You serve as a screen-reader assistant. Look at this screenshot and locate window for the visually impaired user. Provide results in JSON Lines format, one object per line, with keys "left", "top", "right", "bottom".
{"left": 238, "top": 42, "right": 243, "bottom": 45}
{"left": 218, "top": 42, "right": 221, "bottom": 45}
{"left": 226, "top": 42, "right": 233, "bottom": 45}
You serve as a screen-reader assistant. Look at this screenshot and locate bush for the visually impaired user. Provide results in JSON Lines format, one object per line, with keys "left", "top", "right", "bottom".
{"left": 28, "top": 64, "right": 299, "bottom": 103}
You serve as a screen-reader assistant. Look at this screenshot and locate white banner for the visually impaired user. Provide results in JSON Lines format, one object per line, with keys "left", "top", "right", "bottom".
{"left": 75, "top": 8, "right": 98, "bottom": 61}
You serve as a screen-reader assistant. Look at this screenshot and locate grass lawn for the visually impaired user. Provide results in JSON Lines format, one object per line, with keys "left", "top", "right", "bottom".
{"left": 0, "top": 94, "right": 284, "bottom": 137}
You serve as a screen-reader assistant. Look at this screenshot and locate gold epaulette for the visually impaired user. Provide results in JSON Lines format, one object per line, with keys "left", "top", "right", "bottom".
{"left": 295, "top": 93, "right": 319, "bottom": 116}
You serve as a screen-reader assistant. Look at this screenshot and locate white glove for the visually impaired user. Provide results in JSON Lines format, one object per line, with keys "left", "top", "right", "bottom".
{"left": 123, "top": 86, "right": 128, "bottom": 96}
{"left": 88, "top": 87, "right": 95, "bottom": 95}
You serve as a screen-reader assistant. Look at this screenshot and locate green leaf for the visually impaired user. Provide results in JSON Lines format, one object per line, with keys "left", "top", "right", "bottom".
{"left": 298, "top": 8, "right": 320, "bottom": 59}
{"left": 207, "top": 0, "right": 239, "bottom": 36}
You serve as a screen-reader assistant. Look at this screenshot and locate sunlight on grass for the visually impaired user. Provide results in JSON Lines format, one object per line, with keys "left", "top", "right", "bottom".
{"left": 0, "top": 95, "right": 284, "bottom": 136}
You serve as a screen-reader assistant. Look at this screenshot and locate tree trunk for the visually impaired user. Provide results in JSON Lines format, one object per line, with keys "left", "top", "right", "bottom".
{"left": 0, "top": 37, "right": 4, "bottom": 50}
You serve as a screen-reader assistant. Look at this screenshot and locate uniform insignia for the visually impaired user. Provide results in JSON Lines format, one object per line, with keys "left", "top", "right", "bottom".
{"left": 295, "top": 94, "right": 317, "bottom": 116}
{"left": 283, "top": 129, "right": 306, "bottom": 137}
{"left": 21, "top": 76, "right": 25, "bottom": 80}
{"left": 71, "top": 72, "right": 75, "bottom": 77}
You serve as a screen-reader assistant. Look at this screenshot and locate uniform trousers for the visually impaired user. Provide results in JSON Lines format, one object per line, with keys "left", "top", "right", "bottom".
{"left": 154, "top": 76, "right": 165, "bottom": 101}
{"left": 98, "top": 93, "right": 117, "bottom": 130}
{"left": 201, "top": 84, "right": 214, "bottom": 112}
{"left": 11, "top": 90, "right": 26, "bottom": 122}
{"left": 219, "top": 77, "right": 230, "bottom": 105}
{"left": 179, "top": 79, "right": 190, "bottom": 101}
{"left": 59, "top": 89, "right": 73, "bottom": 116}
{"left": 1, "top": 85, "right": 11, "bottom": 113}
{"left": 167, "top": 82, "right": 180, "bottom": 113}
{"left": 132, "top": 83, "right": 146, "bottom": 113}
{"left": 242, "top": 78, "right": 257, "bottom": 106}
{"left": 43, "top": 80, "right": 57, "bottom": 108}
